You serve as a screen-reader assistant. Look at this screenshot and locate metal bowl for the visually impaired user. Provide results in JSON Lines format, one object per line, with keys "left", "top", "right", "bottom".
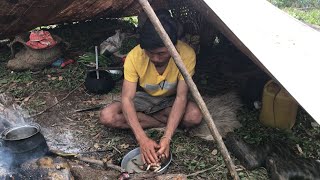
{"left": 1, "top": 123, "right": 40, "bottom": 141}
{"left": 106, "top": 69, "right": 123, "bottom": 81}
{"left": 121, "top": 147, "right": 172, "bottom": 174}
{"left": 107, "top": 69, "right": 123, "bottom": 75}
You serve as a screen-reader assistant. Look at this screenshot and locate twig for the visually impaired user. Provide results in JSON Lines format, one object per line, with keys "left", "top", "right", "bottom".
{"left": 77, "top": 156, "right": 125, "bottom": 172}
{"left": 112, "top": 146, "right": 122, "bottom": 154}
{"left": 20, "top": 89, "right": 40, "bottom": 107}
{"left": 30, "top": 83, "right": 83, "bottom": 117}
{"left": 186, "top": 166, "right": 216, "bottom": 177}
{"left": 50, "top": 149, "right": 124, "bottom": 172}
{"left": 93, "top": 130, "right": 103, "bottom": 139}
{"left": 66, "top": 117, "right": 75, "bottom": 122}
{"left": 78, "top": 149, "right": 110, "bottom": 154}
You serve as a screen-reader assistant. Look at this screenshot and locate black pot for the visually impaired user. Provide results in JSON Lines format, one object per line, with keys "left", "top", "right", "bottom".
{"left": 0, "top": 123, "right": 48, "bottom": 166}
{"left": 84, "top": 69, "right": 122, "bottom": 94}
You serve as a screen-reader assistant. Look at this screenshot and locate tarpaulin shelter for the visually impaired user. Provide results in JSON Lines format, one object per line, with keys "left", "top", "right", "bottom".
{"left": 1, "top": 0, "right": 319, "bottom": 124}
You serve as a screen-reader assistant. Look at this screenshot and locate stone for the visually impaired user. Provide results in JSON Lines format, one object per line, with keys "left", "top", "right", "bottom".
{"left": 69, "top": 161, "right": 118, "bottom": 180}
{"left": 15, "top": 156, "right": 73, "bottom": 180}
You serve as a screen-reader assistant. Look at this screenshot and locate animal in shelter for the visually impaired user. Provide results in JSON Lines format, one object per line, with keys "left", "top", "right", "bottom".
{"left": 225, "top": 133, "right": 320, "bottom": 180}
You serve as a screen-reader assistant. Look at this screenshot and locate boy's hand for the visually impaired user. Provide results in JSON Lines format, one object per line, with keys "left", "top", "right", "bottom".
{"left": 139, "top": 137, "right": 160, "bottom": 164}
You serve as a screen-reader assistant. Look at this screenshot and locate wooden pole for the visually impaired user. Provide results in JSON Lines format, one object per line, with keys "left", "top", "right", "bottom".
{"left": 137, "top": 0, "right": 239, "bottom": 179}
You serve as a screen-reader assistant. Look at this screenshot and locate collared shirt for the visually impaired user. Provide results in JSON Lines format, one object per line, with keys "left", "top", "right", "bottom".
{"left": 124, "top": 40, "right": 196, "bottom": 97}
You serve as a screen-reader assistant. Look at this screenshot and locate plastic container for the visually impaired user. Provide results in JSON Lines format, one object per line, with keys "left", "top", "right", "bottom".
{"left": 259, "top": 80, "right": 298, "bottom": 129}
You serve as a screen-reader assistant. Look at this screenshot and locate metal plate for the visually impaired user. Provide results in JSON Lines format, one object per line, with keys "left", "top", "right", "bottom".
{"left": 121, "top": 147, "right": 172, "bottom": 174}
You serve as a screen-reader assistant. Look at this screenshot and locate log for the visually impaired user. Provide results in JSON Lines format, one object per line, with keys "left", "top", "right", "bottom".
{"left": 130, "top": 173, "right": 187, "bottom": 180}
{"left": 77, "top": 156, "right": 125, "bottom": 173}
{"left": 50, "top": 150, "right": 126, "bottom": 173}
{"left": 137, "top": 0, "right": 239, "bottom": 179}
{"left": 156, "top": 174, "right": 187, "bottom": 180}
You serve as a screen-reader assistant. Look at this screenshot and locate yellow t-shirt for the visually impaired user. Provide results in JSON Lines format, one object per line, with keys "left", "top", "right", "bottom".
{"left": 124, "top": 40, "right": 196, "bottom": 97}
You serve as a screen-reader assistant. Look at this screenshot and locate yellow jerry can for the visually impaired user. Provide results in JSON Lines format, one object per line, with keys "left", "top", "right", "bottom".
{"left": 259, "top": 80, "right": 298, "bottom": 129}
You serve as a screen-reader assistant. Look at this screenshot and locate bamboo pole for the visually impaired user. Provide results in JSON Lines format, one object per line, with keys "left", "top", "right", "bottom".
{"left": 137, "top": 0, "right": 239, "bottom": 179}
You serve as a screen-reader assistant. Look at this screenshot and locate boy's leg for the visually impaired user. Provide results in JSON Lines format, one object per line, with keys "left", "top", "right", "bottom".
{"left": 99, "top": 102, "right": 166, "bottom": 129}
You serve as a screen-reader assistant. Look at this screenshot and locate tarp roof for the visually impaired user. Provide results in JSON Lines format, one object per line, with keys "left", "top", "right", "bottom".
{"left": 200, "top": 0, "right": 320, "bottom": 124}
{"left": 1, "top": 0, "right": 319, "bottom": 124}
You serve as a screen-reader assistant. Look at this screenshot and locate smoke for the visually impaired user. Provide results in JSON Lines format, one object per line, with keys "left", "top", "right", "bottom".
{"left": 0, "top": 149, "right": 13, "bottom": 177}
{"left": 0, "top": 93, "right": 31, "bottom": 176}
{"left": 0, "top": 93, "right": 31, "bottom": 129}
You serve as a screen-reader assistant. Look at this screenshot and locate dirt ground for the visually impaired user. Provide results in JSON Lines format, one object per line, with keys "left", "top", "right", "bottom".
{"left": 1, "top": 62, "right": 269, "bottom": 180}
{"left": 0, "top": 61, "right": 268, "bottom": 179}
{"left": 2, "top": 48, "right": 319, "bottom": 179}
{"left": 25, "top": 84, "right": 233, "bottom": 179}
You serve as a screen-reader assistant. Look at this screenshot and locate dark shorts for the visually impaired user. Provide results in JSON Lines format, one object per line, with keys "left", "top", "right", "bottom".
{"left": 133, "top": 91, "right": 175, "bottom": 115}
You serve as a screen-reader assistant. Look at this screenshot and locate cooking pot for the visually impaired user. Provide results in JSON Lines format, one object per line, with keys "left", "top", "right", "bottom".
{"left": 0, "top": 123, "right": 48, "bottom": 166}
{"left": 84, "top": 69, "right": 123, "bottom": 94}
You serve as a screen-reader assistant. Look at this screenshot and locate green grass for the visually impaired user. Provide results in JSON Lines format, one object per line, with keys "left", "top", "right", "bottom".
{"left": 44, "top": 65, "right": 86, "bottom": 90}
{"left": 269, "top": 0, "right": 320, "bottom": 8}
{"left": 145, "top": 129, "right": 230, "bottom": 179}
{"left": 269, "top": 0, "right": 320, "bottom": 26}
{"left": 235, "top": 107, "right": 320, "bottom": 159}
{"left": 122, "top": 16, "right": 138, "bottom": 27}
{"left": 0, "top": 49, "right": 10, "bottom": 63}
{"left": 284, "top": 7, "right": 320, "bottom": 25}
{"left": 0, "top": 60, "right": 86, "bottom": 98}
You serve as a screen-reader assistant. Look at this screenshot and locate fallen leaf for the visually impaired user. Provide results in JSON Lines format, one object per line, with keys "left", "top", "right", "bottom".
{"left": 23, "top": 96, "right": 31, "bottom": 102}
{"left": 26, "top": 81, "right": 34, "bottom": 86}
{"left": 94, "top": 143, "right": 100, "bottom": 149}
{"left": 51, "top": 77, "right": 57, "bottom": 80}
{"left": 104, "top": 154, "right": 114, "bottom": 161}
{"left": 119, "top": 144, "right": 129, "bottom": 149}
{"left": 211, "top": 149, "right": 218, "bottom": 156}
{"left": 58, "top": 76, "right": 63, "bottom": 81}
{"left": 296, "top": 144, "right": 303, "bottom": 155}
{"left": 47, "top": 75, "right": 52, "bottom": 78}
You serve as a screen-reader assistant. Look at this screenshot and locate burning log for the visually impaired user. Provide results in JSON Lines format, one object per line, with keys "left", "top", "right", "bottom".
{"left": 49, "top": 149, "right": 125, "bottom": 172}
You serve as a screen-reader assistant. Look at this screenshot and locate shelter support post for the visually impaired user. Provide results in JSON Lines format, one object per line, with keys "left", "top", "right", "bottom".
{"left": 137, "top": 0, "right": 239, "bottom": 179}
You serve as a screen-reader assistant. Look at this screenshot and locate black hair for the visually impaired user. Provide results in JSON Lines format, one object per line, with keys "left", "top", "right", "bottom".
{"left": 139, "top": 9, "right": 178, "bottom": 50}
